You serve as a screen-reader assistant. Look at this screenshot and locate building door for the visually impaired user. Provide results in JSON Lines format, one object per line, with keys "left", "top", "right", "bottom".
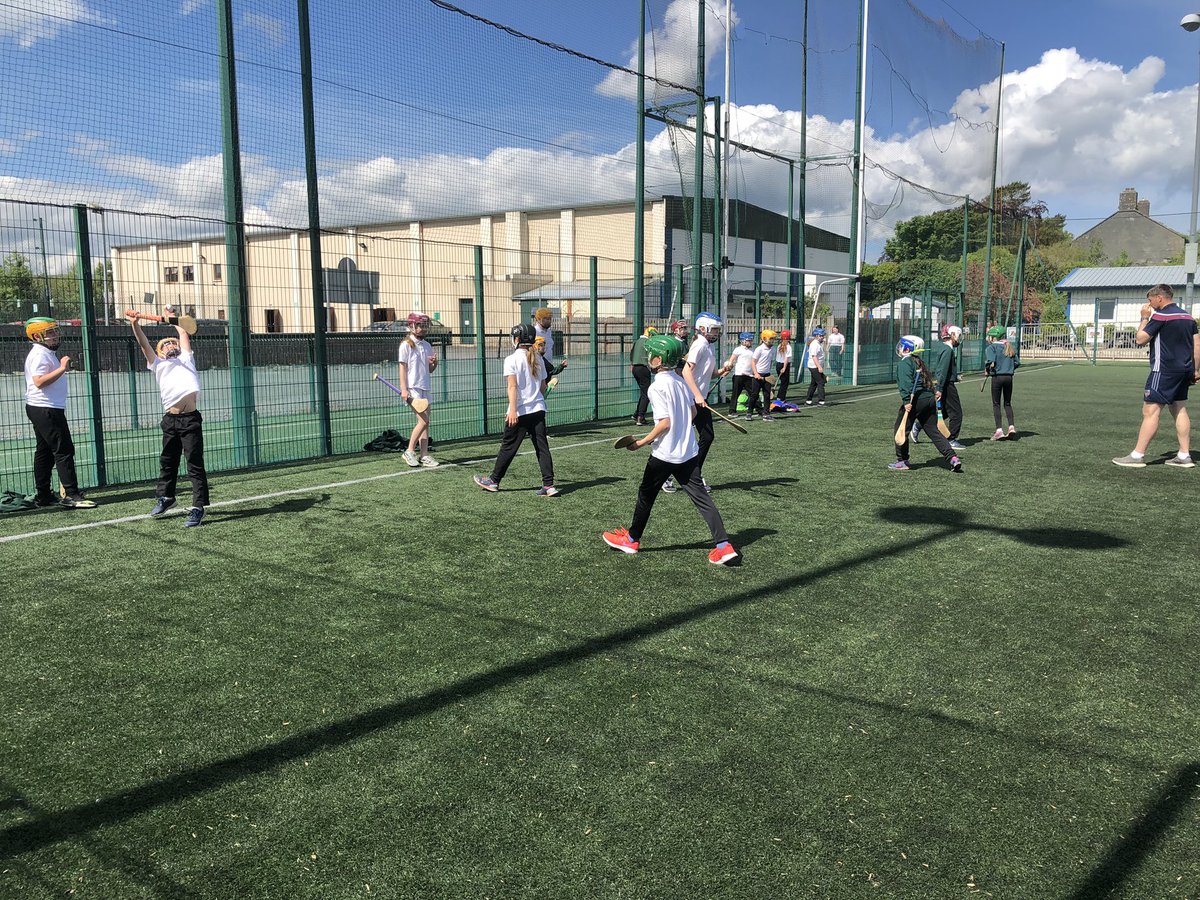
{"left": 459, "top": 298, "right": 475, "bottom": 345}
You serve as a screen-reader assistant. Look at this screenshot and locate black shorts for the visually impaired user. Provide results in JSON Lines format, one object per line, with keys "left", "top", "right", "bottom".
{"left": 1144, "top": 369, "right": 1193, "bottom": 405}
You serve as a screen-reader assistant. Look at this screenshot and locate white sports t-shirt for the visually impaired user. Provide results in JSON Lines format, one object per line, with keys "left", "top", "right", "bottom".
{"left": 732, "top": 345, "right": 755, "bottom": 376}
{"left": 149, "top": 350, "right": 201, "bottom": 411}
{"left": 775, "top": 344, "right": 793, "bottom": 365}
{"left": 827, "top": 332, "right": 845, "bottom": 348}
{"left": 534, "top": 322, "right": 555, "bottom": 364}
{"left": 398, "top": 338, "right": 433, "bottom": 392}
{"left": 24, "top": 344, "right": 68, "bottom": 409}
{"left": 806, "top": 339, "right": 825, "bottom": 369}
{"left": 503, "top": 348, "right": 547, "bottom": 417}
{"left": 752, "top": 344, "right": 774, "bottom": 375}
{"left": 647, "top": 370, "right": 698, "bottom": 464}
{"left": 686, "top": 336, "right": 717, "bottom": 398}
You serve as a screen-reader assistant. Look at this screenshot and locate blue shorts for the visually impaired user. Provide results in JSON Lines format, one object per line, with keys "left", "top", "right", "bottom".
{"left": 1144, "top": 370, "right": 1193, "bottom": 405}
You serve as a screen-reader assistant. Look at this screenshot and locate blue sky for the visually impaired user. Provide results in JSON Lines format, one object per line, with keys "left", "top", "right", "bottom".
{"left": 2, "top": 0, "right": 1199, "bottom": 269}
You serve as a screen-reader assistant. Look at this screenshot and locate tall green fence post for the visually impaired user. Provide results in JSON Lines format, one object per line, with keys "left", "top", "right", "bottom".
{"left": 127, "top": 342, "right": 141, "bottom": 431}
{"left": 74, "top": 205, "right": 106, "bottom": 487}
{"left": 475, "top": 246, "right": 488, "bottom": 434}
{"left": 590, "top": 257, "right": 599, "bottom": 420}
{"left": 217, "top": 0, "right": 258, "bottom": 468}
{"left": 298, "top": 0, "right": 332, "bottom": 455}
{"left": 1092, "top": 299, "right": 1100, "bottom": 366}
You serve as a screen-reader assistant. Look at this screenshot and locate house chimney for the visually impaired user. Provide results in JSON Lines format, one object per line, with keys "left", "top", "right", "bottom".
{"left": 1137, "top": 199, "right": 1150, "bottom": 217}
{"left": 1118, "top": 188, "right": 1138, "bottom": 212}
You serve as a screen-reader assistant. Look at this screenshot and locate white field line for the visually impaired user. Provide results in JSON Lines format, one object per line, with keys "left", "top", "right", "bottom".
{"left": 1, "top": 364, "right": 1066, "bottom": 545}
{"left": 0, "top": 436, "right": 613, "bottom": 545}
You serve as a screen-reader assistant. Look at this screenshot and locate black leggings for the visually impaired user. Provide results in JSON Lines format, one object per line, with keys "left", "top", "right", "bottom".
{"left": 25, "top": 405, "right": 80, "bottom": 499}
{"left": 630, "top": 454, "right": 728, "bottom": 544}
{"left": 990, "top": 375, "right": 1014, "bottom": 428}
{"left": 490, "top": 410, "right": 554, "bottom": 486}
{"left": 774, "top": 362, "right": 791, "bottom": 401}
{"left": 941, "top": 382, "right": 962, "bottom": 440}
{"left": 158, "top": 410, "right": 210, "bottom": 506}
{"left": 631, "top": 365, "right": 652, "bottom": 422}
{"left": 730, "top": 375, "right": 754, "bottom": 416}
{"left": 694, "top": 405, "right": 714, "bottom": 473}
{"left": 747, "top": 376, "right": 771, "bottom": 414}
{"left": 893, "top": 396, "right": 956, "bottom": 462}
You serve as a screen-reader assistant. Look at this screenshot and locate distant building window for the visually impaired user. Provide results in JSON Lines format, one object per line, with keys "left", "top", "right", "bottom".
{"left": 1097, "top": 300, "right": 1117, "bottom": 320}
{"left": 213, "top": 264, "right": 222, "bottom": 281}
{"left": 265, "top": 309, "right": 283, "bottom": 333}
{"left": 164, "top": 266, "right": 179, "bottom": 283}
{"left": 183, "top": 265, "right": 194, "bottom": 283}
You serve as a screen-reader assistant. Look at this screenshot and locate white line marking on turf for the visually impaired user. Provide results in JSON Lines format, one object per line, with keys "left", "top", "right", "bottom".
{"left": 0, "top": 436, "right": 617, "bottom": 544}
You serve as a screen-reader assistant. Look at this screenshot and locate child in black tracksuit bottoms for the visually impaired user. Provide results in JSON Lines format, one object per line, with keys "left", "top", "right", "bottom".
{"left": 603, "top": 335, "right": 739, "bottom": 566}
{"left": 985, "top": 325, "right": 1020, "bottom": 440}
{"left": 888, "top": 336, "right": 963, "bottom": 473}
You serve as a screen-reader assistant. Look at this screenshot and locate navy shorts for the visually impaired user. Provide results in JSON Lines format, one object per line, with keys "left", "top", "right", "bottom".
{"left": 1144, "top": 369, "right": 1194, "bottom": 405}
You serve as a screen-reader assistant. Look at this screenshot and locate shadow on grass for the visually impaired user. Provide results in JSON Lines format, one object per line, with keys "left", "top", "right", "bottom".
{"left": 556, "top": 475, "right": 624, "bottom": 496}
{"left": 639, "top": 527, "right": 775, "bottom": 555}
{"left": 1066, "top": 763, "right": 1200, "bottom": 900}
{"left": 208, "top": 494, "right": 330, "bottom": 521}
{"left": 714, "top": 476, "right": 799, "bottom": 494}
{"left": 0, "top": 505, "right": 1126, "bottom": 860}
{"left": 876, "top": 506, "right": 1129, "bottom": 552}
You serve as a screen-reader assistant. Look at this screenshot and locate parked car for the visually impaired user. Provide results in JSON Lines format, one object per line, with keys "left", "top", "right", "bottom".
{"left": 368, "top": 319, "right": 452, "bottom": 345}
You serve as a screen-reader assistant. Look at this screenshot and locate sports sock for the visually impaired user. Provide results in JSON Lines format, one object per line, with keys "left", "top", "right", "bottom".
{"left": 1129, "top": 450, "right": 1144, "bottom": 460}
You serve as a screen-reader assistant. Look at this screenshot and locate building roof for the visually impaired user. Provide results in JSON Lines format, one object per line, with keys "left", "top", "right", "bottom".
{"left": 513, "top": 277, "right": 661, "bottom": 302}
{"left": 1055, "top": 266, "right": 1185, "bottom": 291}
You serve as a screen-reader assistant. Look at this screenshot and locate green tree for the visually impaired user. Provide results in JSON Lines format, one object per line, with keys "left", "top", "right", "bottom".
{"left": 0, "top": 252, "right": 38, "bottom": 322}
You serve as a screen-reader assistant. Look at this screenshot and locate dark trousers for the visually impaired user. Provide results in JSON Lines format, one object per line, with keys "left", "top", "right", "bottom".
{"left": 941, "top": 382, "right": 963, "bottom": 440}
{"left": 893, "top": 396, "right": 956, "bottom": 462}
{"left": 991, "top": 375, "right": 1014, "bottom": 428}
{"left": 805, "top": 369, "right": 827, "bottom": 403}
{"left": 747, "top": 376, "right": 771, "bottom": 415}
{"left": 774, "top": 362, "right": 791, "bottom": 401}
{"left": 25, "top": 405, "right": 80, "bottom": 499}
{"left": 491, "top": 410, "right": 554, "bottom": 486}
{"left": 730, "top": 374, "right": 754, "bottom": 416}
{"left": 694, "top": 405, "right": 714, "bottom": 473}
{"left": 630, "top": 454, "right": 728, "bottom": 544}
{"left": 631, "top": 365, "right": 652, "bottom": 422}
{"left": 158, "top": 411, "right": 210, "bottom": 506}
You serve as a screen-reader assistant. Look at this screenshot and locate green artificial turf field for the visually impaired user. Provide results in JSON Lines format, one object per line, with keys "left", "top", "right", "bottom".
{"left": 0, "top": 362, "right": 1196, "bottom": 899}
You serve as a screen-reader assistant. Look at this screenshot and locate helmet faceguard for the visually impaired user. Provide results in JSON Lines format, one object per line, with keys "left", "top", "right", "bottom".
{"left": 156, "top": 337, "right": 182, "bottom": 360}
{"left": 896, "top": 334, "right": 924, "bottom": 358}
{"left": 694, "top": 312, "right": 722, "bottom": 342}
{"left": 25, "top": 317, "right": 59, "bottom": 345}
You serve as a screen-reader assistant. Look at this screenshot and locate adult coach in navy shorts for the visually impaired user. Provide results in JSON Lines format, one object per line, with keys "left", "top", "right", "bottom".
{"left": 1112, "top": 283, "right": 1200, "bottom": 468}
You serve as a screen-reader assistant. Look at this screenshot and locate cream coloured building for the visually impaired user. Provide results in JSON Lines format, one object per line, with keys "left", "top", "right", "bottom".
{"left": 111, "top": 195, "right": 848, "bottom": 333}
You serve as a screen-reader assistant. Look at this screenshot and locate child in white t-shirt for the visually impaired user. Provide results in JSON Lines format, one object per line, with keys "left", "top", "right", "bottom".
{"left": 724, "top": 332, "right": 756, "bottom": 419}
{"left": 128, "top": 312, "right": 209, "bottom": 527}
{"left": 804, "top": 328, "right": 827, "bottom": 406}
{"left": 774, "top": 330, "right": 793, "bottom": 402}
{"left": 750, "top": 330, "right": 777, "bottom": 421}
{"left": 603, "top": 334, "right": 737, "bottom": 566}
{"left": 398, "top": 312, "right": 439, "bottom": 468}
{"left": 473, "top": 324, "right": 558, "bottom": 496}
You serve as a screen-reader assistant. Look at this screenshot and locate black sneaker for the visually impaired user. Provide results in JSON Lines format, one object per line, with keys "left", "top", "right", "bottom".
{"left": 61, "top": 494, "right": 97, "bottom": 509}
{"left": 183, "top": 506, "right": 205, "bottom": 528}
{"left": 150, "top": 496, "right": 176, "bottom": 518}
{"left": 32, "top": 494, "right": 58, "bottom": 508}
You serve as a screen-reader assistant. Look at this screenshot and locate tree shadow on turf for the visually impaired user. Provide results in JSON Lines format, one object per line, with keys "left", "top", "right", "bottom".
{"left": 1066, "top": 762, "right": 1200, "bottom": 900}
{"left": 713, "top": 476, "right": 799, "bottom": 495}
{"left": 556, "top": 476, "right": 624, "bottom": 496}
{"left": 876, "top": 506, "right": 1129, "bottom": 551}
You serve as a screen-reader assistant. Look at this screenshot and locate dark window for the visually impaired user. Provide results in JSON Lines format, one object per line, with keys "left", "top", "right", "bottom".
{"left": 183, "top": 266, "right": 194, "bottom": 283}
{"left": 213, "top": 264, "right": 222, "bottom": 281}
{"left": 265, "top": 309, "right": 283, "bottom": 333}
{"left": 164, "top": 266, "right": 179, "bottom": 283}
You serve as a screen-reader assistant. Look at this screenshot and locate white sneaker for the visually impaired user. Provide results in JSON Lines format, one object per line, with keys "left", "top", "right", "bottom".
{"left": 402, "top": 450, "right": 420, "bottom": 467}
{"left": 1164, "top": 455, "right": 1195, "bottom": 468}
{"left": 990, "top": 429, "right": 1004, "bottom": 441}
{"left": 662, "top": 477, "right": 678, "bottom": 494}
{"left": 419, "top": 455, "right": 439, "bottom": 468}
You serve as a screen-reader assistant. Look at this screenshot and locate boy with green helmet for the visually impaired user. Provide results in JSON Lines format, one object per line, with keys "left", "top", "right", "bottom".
{"left": 603, "top": 334, "right": 738, "bottom": 565}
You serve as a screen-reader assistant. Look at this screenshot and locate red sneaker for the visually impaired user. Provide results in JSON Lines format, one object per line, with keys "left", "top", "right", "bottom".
{"left": 602, "top": 527, "right": 639, "bottom": 554}
{"left": 708, "top": 544, "right": 739, "bottom": 566}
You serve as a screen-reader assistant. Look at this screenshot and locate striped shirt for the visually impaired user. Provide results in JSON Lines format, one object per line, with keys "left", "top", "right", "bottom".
{"left": 1144, "top": 303, "right": 1198, "bottom": 372}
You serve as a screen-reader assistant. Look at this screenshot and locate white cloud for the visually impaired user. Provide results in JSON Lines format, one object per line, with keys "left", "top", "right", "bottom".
{"left": 180, "top": 0, "right": 209, "bottom": 16}
{"left": 242, "top": 12, "right": 286, "bottom": 49}
{"left": 0, "top": 0, "right": 100, "bottom": 48}
{"left": 597, "top": 0, "right": 738, "bottom": 104}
